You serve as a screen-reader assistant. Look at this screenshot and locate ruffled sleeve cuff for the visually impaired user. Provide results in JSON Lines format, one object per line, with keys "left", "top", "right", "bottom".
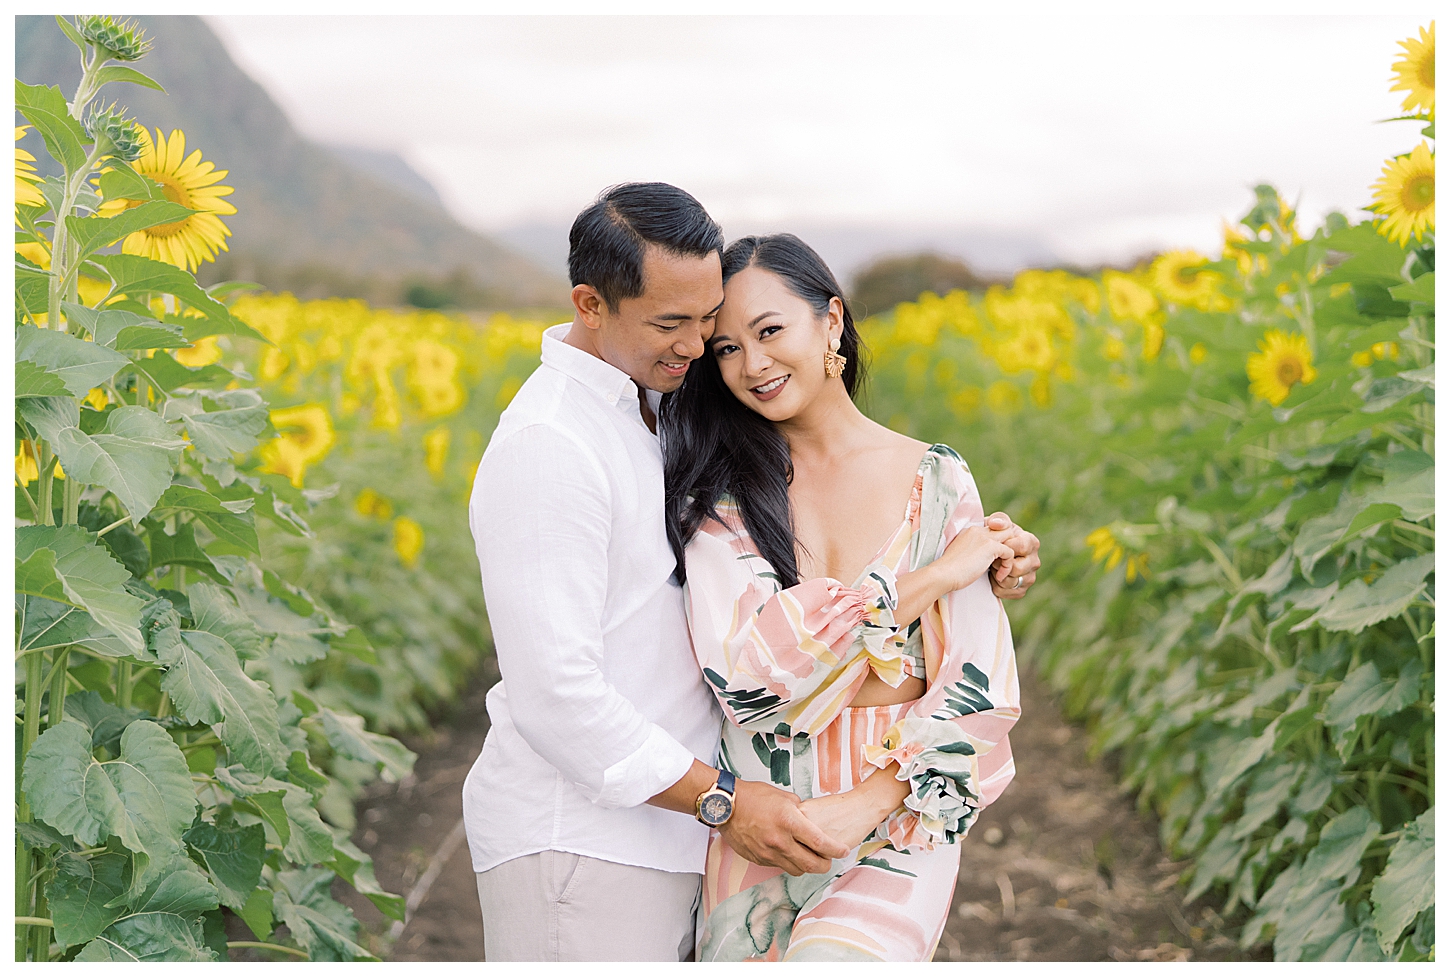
{"left": 862, "top": 716, "right": 983, "bottom": 849}
{"left": 849, "top": 563, "right": 909, "bottom": 687}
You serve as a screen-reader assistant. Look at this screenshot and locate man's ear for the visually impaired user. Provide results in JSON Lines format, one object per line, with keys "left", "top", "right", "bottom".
{"left": 572, "top": 284, "right": 607, "bottom": 329}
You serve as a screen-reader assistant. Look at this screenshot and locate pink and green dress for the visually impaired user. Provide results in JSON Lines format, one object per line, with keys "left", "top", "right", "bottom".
{"left": 683, "top": 444, "right": 1020, "bottom": 961}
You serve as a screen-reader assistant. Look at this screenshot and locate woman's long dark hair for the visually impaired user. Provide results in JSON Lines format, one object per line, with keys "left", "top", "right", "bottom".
{"left": 661, "top": 233, "right": 866, "bottom": 588}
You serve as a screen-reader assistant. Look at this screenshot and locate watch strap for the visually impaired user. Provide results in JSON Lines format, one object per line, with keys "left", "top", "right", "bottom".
{"left": 715, "top": 768, "right": 735, "bottom": 796}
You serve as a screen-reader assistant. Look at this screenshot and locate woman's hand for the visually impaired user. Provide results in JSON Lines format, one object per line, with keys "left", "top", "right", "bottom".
{"left": 798, "top": 767, "right": 911, "bottom": 852}
{"left": 936, "top": 523, "right": 1019, "bottom": 592}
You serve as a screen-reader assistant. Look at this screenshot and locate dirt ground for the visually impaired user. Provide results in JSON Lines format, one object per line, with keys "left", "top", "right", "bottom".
{"left": 334, "top": 659, "right": 1264, "bottom": 962}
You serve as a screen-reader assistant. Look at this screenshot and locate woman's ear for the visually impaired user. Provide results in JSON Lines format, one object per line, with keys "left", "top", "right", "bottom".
{"left": 826, "top": 295, "right": 845, "bottom": 343}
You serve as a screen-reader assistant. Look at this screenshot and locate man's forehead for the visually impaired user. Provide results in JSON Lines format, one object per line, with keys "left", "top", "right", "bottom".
{"left": 635, "top": 247, "right": 723, "bottom": 317}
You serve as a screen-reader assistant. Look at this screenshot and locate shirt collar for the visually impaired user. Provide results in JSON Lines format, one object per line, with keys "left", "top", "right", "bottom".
{"left": 540, "top": 323, "right": 639, "bottom": 409}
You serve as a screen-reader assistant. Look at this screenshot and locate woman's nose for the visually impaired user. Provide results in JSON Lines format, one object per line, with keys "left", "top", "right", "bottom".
{"left": 744, "top": 345, "right": 773, "bottom": 376}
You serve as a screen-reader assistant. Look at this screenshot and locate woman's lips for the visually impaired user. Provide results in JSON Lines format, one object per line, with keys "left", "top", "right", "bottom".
{"left": 751, "top": 375, "right": 789, "bottom": 401}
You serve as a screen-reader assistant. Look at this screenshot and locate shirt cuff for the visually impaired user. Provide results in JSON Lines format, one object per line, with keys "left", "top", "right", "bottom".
{"left": 590, "top": 723, "right": 699, "bottom": 810}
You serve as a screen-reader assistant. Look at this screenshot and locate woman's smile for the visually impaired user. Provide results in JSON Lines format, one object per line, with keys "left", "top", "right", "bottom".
{"left": 751, "top": 374, "right": 790, "bottom": 401}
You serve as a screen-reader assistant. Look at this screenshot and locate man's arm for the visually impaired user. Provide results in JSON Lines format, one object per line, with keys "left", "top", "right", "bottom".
{"left": 472, "top": 427, "right": 696, "bottom": 808}
{"left": 985, "top": 511, "right": 1041, "bottom": 600}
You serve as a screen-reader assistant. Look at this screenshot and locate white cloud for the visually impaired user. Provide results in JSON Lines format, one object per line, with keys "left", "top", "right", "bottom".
{"left": 208, "top": 13, "right": 1426, "bottom": 268}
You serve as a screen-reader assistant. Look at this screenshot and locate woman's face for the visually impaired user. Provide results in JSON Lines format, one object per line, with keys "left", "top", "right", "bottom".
{"left": 710, "top": 264, "right": 843, "bottom": 423}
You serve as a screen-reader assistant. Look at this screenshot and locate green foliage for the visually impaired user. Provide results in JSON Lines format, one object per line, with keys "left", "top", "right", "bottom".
{"left": 14, "top": 24, "right": 407, "bottom": 963}
{"left": 864, "top": 194, "right": 1433, "bottom": 959}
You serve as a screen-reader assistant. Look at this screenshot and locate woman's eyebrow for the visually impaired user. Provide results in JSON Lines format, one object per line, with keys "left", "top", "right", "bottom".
{"left": 748, "top": 310, "right": 783, "bottom": 328}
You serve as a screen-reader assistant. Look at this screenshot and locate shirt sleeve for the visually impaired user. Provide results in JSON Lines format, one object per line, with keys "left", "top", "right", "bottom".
{"left": 470, "top": 424, "right": 696, "bottom": 809}
{"left": 862, "top": 458, "right": 1021, "bottom": 850}
{"left": 682, "top": 518, "right": 903, "bottom": 737}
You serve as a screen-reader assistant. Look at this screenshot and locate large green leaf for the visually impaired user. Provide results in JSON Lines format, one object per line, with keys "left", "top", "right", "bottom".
{"left": 64, "top": 691, "right": 148, "bottom": 756}
{"left": 1387, "top": 271, "right": 1434, "bottom": 305}
{"left": 272, "top": 868, "right": 377, "bottom": 962}
{"left": 22, "top": 720, "right": 196, "bottom": 856}
{"left": 76, "top": 913, "right": 217, "bottom": 962}
{"left": 213, "top": 765, "right": 334, "bottom": 864}
{"left": 1274, "top": 873, "right": 1350, "bottom": 962}
{"left": 130, "top": 852, "right": 222, "bottom": 916}
{"left": 155, "top": 626, "right": 286, "bottom": 776}
{"left": 1372, "top": 807, "right": 1434, "bottom": 952}
{"left": 146, "top": 521, "right": 226, "bottom": 582}
{"left": 1230, "top": 761, "right": 1300, "bottom": 841}
{"left": 16, "top": 358, "right": 73, "bottom": 397}
{"left": 15, "top": 80, "right": 88, "bottom": 171}
{"left": 163, "top": 390, "right": 269, "bottom": 460}
{"left": 92, "top": 253, "right": 264, "bottom": 342}
{"left": 1365, "top": 467, "right": 1434, "bottom": 523}
{"left": 127, "top": 351, "right": 236, "bottom": 392}
{"left": 65, "top": 303, "right": 189, "bottom": 351}
{"left": 18, "top": 398, "right": 186, "bottom": 523}
{"left": 328, "top": 833, "right": 405, "bottom": 922}
{"left": 97, "top": 165, "right": 168, "bottom": 203}
{"left": 1293, "top": 493, "right": 1361, "bottom": 578}
{"left": 94, "top": 63, "right": 166, "bottom": 92}
{"left": 183, "top": 819, "right": 267, "bottom": 913}
{"left": 16, "top": 265, "right": 51, "bottom": 319}
{"left": 15, "top": 324, "right": 129, "bottom": 397}
{"left": 1300, "top": 805, "right": 1379, "bottom": 882}
{"left": 1291, "top": 554, "right": 1435, "bottom": 634}
{"left": 65, "top": 201, "right": 196, "bottom": 263}
{"left": 151, "top": 485, "right": 259, "bottom": 554}
{"left": 316, "top": 708, "right": 416, "bottom": 782}
{"left": 232, "top": 585, "right": 331, "bottom": 664}
{"left": 46, "top": 852, "right": 130, "bottom": 948}
{"left": 14, "top": 525, "right": 145, "bottom": 654}
{"left": 188, "top": 583, "right": 265, "bottom": 660}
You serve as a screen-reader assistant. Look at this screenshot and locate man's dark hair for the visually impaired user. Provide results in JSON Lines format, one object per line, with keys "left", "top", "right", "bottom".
{"left": 567, "top": 183, "right": 724, "bottom": 311}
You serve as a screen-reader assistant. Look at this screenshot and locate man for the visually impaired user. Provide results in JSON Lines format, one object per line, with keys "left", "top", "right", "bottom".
{"left": 463, "top": 183, "right": 1041, "bottom": 962}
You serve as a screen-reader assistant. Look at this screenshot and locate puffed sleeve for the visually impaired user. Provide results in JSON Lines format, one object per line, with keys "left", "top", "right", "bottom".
{"left": 683, "top": 509, "right": 906, "bottom": 737}
{"left": 862, "top": 455, "right": 1020, "bottom": 849}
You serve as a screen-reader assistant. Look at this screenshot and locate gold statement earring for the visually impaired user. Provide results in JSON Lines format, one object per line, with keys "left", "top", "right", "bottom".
{"left": 824, "top": 337, "right": 846, "bottom": 379}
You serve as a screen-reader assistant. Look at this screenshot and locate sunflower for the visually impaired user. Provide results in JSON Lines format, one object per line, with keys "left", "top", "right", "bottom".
{"left": 1189, "top": 343, "right": 1208, "bottom": 364}
{"left": 260, "top": 403, "right": 335, "bottom": 486}
{"left": 173, "top": 335, "right": 222, "bottom": 368}
{"left": 423, "top": 426, "right": 451, "bottom": 478}
{"left": 393, "top": 516, "right": 425, "bottom": 568}
{"left": 1103, "top": 271, "right": 1158, "bottom": 322}
{"left": 97, "top": 128, "right": 235, "bottom": 271}
{"left": 15, "top": 127, "right": 45, "bottom": 210}
{"left": 1390, "top": 22, "right": 1434, "bottom": 118}
{"left": 1142, "top": 319, "right": 1165, "bottom": 361}
{"left": 986, "top": 381, "right": 1023, "bottom": 415}
{"left": 1085, "top": 527, "right": 1124, "bottom": 570}
{"left": 1246, "top": 330, "right": 1318, "bottom": 405}
{"left": 1369, "top": 141, "right": 1435, "bottom": 247}
{"left": 354, "top": 487, "right": 393, "bottom": 520}
{"left": 1150, "top": 250, "right": 1224, "bottom": 309}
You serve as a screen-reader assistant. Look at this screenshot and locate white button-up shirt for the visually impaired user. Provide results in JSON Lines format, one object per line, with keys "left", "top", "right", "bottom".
{"left": 462, "top": 324, "right": 722, "bottom": 875}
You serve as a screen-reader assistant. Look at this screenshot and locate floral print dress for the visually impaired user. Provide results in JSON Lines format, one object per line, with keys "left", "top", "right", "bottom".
{"left": 682, "top": 444, "right": 1020, "bottom": 961}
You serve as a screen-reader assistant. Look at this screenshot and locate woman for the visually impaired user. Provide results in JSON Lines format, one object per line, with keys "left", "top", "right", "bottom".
{"left": 661, "top": 234, "right": 1022, "bottom": 962}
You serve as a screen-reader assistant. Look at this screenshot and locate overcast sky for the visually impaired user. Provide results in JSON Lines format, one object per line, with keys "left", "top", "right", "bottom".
{"left": 208, "top": 13, "right": 1427, "bottom": 269}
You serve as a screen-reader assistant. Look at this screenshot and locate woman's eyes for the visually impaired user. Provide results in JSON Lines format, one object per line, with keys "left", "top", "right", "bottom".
{"left": 759, "top": 324, "right": 782, "bottom": 338}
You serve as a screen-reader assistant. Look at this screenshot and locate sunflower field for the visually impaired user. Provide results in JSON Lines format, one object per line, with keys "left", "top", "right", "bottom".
{"left": 14, "top": 14, "right": 1435, "bottom": 966}
{"left": 14, "top": 18, "right": 418, "bottom": 962}
{"left": 860, "top": 25, "right": 1435, "bottom": 961}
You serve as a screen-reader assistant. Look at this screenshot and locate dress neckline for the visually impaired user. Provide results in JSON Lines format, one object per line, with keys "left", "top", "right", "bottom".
{"left": 842, "top": 444, "right": 942, "bottom": 588}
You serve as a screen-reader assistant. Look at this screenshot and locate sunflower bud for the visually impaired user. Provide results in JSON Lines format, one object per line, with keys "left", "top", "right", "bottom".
{"left": 84, "top": 103, "right": 144, "bottom": 162}
{"left": 74, "top": 15, "right": 152, "bottom": 62}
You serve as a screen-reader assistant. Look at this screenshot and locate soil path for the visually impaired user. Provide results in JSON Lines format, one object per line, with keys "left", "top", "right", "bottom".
{"left": 337, "top": 660, "right": 1262, "bottom": 962}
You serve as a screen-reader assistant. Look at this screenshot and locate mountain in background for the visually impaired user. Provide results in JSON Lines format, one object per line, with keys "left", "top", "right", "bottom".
{"left": 16, "top": 14, "right": 565, "bottom": 308}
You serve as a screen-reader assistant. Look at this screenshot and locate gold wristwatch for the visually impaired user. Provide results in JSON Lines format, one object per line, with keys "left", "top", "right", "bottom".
{"left": 694, "top": 768, "right": 736, "bottom": 827}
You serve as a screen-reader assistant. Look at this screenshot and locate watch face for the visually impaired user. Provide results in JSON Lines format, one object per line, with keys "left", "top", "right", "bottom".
{"left": 699, "top": 792, "right": 733, "bottom": 826}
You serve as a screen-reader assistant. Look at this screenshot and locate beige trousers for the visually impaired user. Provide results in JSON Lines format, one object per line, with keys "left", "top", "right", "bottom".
{"left": 474, "top": 850, "right": 701, "bottom": 961}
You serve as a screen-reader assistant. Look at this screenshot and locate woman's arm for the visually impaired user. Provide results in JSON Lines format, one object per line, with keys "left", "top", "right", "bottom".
{"left": 797, "top": 765, "right": 911, "bottom": 850}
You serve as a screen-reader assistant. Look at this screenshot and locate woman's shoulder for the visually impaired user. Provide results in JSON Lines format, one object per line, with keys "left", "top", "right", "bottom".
{"left": 692, "top": 494, "right": 750, "bottom": 541}
{"left": 920, "top": 442, "right": 979, "bottom": 504}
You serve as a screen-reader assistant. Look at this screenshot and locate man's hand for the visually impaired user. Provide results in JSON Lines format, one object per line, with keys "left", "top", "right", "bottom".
{"left": 984, "top": 512, "right": 1041, "bottom": 600}
{"left": 649, "top": 761, "right": 848, "bottom": 875}
{"left": 720, "top": 779, "right": 850, "bottom": 877}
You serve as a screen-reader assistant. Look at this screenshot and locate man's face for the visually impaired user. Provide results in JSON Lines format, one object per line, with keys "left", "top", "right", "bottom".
{"left": 587, "top": 246, "right": 723, "bottom": 393}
